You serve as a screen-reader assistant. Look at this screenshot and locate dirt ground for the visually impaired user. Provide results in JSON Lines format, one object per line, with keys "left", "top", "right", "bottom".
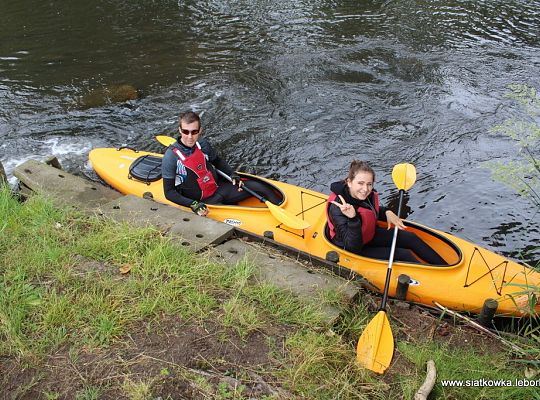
{"left": 1, "top": 291, "right": 516, "bottom": 400}
{"left": 1, "top": 315, "right": 295, "bottom": 399}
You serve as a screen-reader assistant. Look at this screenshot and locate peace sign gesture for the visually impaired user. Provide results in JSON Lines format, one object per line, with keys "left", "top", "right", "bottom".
{"left": 330, "top": 195, "right": 357, "bottom": 219}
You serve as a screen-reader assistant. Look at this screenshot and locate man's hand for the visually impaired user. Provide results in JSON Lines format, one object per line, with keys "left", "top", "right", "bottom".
{"left": 231, "top": 173, "right": 244, "bottom": 190}
{"left": 190, "top": 201, "right": 209, "bottom": 216}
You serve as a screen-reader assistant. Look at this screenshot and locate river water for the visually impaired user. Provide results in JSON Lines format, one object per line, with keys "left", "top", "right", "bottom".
{"left": 1, "top": 0, "right": 539, "bottom": 264}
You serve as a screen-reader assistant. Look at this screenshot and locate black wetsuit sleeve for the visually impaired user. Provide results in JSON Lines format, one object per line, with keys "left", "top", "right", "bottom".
{"left": 328, "top": 203, "right": 364, "bottom": 253}
{"left": 163, "top": 178, "right": 195, "bottom": 207}
{"left": 378, "top": 205, "right": 388, "bottom": 221}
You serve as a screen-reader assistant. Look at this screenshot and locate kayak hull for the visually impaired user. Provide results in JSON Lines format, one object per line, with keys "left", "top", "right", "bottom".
{"left": 89, "top": 147, "right": 540, "bottom": 317}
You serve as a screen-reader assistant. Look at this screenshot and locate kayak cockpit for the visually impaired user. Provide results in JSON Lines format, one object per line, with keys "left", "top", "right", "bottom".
{"left": 401, "top": 220, "right": 462, "bottom": 266}
{"left": 323, "top": 219, "right": 462, "bottom": 267}
{"left": 234, "top": 173, "right": 286, "bottom": 207}
{"left": 127, "top": 153, "right": 285, "bottom": 208}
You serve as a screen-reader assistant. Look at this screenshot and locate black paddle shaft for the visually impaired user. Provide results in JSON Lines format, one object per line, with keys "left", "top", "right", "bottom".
{"left": 215, "top": 168, "right": 266, "bottom": 203}
{"left": 380, "top": 189, "right": 405, "bottom": 311}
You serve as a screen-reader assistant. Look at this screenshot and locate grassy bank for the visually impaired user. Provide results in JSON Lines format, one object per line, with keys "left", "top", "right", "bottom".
{"left": 0, "top": 185, "right": 538, "bottom": 399}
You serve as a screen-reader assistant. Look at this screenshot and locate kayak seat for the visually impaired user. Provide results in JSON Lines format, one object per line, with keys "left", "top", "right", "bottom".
{"left": 129, "top": 155, "right": 162, "bottom": 185}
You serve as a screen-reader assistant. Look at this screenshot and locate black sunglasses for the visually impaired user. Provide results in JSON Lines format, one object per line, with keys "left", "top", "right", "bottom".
{"left": 179, "top": 128, "right": 200, "bottom": 135}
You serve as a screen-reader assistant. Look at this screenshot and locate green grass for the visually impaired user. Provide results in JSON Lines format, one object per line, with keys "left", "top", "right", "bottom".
{"left": 75, "top": 385, "right": 102, "bottom": 400}
{"left": 398, "top": 341, "right": 540, "bottom": 400}
{"left": 1, "top": 184, "right": 538, "bottom": 399}
{"left": 278, "top": 329, "right": 383, "bottom": 399}
{"left": 121, "top": 378, "right": 152, "bottom": 400}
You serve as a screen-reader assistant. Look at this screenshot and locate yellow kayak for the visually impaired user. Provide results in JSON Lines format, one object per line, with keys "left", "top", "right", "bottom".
{"left": 89, "top": 147, "right": 540, "bottom": 317}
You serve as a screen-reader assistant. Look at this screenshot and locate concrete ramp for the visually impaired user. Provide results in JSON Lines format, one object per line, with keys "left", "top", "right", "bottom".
{"left": 213, "top": 239, "right": 359, "bottom": 324}
{"left": 98, "top": 195, "right": 234, "bottom": 252}
{"left": 14, "top": 159, "right": 121, "bottom": 209}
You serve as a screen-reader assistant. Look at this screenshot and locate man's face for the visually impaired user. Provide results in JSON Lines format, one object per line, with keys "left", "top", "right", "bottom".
{"left": 179, "top": 120, "right": 201, "bottom": 147}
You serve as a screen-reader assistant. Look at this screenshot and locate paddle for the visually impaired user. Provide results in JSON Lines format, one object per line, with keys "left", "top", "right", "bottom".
{"left": 155, "top": 135, "right": 177, "bottom": 146}
{"left": 356, "top": 163, "right": 417, "bottom": 374}
{"left": 155, "top": 135, "right": 310, "bottom": 230}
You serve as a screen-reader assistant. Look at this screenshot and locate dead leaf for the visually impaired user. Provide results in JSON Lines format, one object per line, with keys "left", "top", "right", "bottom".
{"left": 525, "top": 367, "right": 538, "bottom": 379}
{"left": 119, "top": 264, "right": 133, "bottom": 274}
{"left": 515, "top": 294, "right": 540, "bottom": 309}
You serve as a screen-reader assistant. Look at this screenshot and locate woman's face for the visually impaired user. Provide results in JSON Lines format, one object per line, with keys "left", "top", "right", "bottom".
{"left": 347, "top": 170, "right": 374, "bottom": 200}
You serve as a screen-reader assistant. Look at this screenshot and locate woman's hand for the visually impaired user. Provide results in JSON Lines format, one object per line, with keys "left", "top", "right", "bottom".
{"left": 330, "top": 195, "right": 357, "bottom": 218}
{"left": 385, "top": 210, "right": 406, "bottom": 230}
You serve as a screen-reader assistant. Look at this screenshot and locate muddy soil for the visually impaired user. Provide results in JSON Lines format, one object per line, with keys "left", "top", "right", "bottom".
{"left": 1, "top": 292, "right": 515, "bottom": 400}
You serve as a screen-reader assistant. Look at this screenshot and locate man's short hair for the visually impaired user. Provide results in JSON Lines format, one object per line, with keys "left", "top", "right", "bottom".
{"left": 179, "top": 111, "right": 200, "bottom": 127}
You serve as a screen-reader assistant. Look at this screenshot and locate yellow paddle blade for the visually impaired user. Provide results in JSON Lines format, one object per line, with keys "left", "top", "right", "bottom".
{"left": 357, "top": 310, "right": 394, "bottom": 374}
{"left": 266, "top": 201, "right": 310, "bottom": 230}
{"left": 156, "top": 135, "right": 176, "bottom": 146}
{"left": 391, "top": 163, "right": 416, "bottom": 191}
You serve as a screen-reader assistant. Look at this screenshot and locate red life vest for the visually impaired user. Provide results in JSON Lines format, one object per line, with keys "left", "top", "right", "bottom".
{"left": 171, "top": 142, "right": 218, "bottom": 199}
{"left": 326, "top": 191, "right": 380, "bottom": 245}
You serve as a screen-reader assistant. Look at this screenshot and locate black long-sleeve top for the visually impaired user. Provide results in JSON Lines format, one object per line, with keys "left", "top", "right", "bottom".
{"left": 326, "top": 181, "right": 388, "bottom": 254}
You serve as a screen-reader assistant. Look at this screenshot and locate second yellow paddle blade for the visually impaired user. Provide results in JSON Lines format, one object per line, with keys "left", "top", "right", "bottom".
{"left": 356, "top": 310, "right": 394, "bottom": 374}
{"left": 391, "top": 163, "right": 416, "bottom": 192}
{"left": 156, "top": 135, "right": 176, "bottom": 146}
{"left": 267, "top": 201, "right": 310, "bottom": 230}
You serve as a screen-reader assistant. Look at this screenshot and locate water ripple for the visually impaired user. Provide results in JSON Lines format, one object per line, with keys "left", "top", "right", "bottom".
{"left": 1, "top": 0, "right": 539, "bottom": 263}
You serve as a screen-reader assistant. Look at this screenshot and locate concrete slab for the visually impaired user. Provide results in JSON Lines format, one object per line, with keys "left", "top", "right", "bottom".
{"left": 99, "top": 195, "right": 234, "bottom": 252}
{"left": 212, "top": 239, "right": 360, "bottom": 325}
{"left": 14, "top": 159, "right": 121, "bottom": 209}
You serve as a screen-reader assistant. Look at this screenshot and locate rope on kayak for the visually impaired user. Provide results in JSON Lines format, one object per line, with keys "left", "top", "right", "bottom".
{"left": 464, "top": 247, "right": 509, "bottom": 295}
{"left": 276, "top": 190, "right": 327, "bottom": 237}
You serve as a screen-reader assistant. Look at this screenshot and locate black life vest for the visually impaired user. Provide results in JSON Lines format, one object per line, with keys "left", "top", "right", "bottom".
{"left": 171, "top": 142, "right": 218, "bottom": 199}
{"left": 326, "top": 191, "right": 380, "bottom": 245}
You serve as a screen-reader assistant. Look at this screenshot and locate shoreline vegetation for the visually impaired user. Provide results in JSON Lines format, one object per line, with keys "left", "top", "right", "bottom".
{"left": 1, "top": 184, "right": 539, "bottom": 399}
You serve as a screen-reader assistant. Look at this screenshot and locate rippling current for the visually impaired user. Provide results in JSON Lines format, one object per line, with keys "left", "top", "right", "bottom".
{"left": 1, "top": 0, "right": 539, "bottom": 263}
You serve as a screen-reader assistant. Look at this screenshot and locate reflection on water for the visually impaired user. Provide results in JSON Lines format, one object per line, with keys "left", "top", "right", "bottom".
{"left": 0, "top": 0, "right": 539, "bottom": 264}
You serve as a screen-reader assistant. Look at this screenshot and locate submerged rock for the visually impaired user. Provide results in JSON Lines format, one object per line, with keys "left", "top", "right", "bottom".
{"left": 79, "top": 84, "right": 139, "bottom": 109}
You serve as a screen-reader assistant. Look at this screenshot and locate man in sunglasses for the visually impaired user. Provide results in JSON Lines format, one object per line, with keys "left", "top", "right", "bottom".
{"left": 162, "top": 110, "right": 280, "bottom": 216}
